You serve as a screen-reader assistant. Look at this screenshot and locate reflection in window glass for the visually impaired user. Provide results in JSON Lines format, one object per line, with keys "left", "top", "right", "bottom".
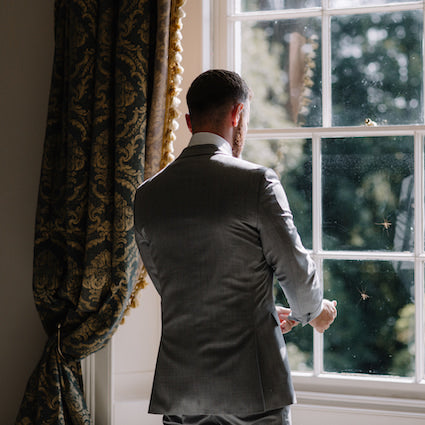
{"left": 241, "top": 18, "right": 322, "bottom": 128}
{"left": 322, "top": 136, "right": 414, "bottom": 251}
{"left": 332, "top": 11, "right": 423, "bottom": 126}
{"left": 240, "top": 0, "right": 320, "bottom": 12}
{"left": 394, "top": 173, "right": 414, "bottom": 254}
{"left": 243, "top": 138, "right": 312, "bottom": 247}
{"left": 331, "top": 0, "right": 412, "bottom": 7}
{"left": 324, "top": 260, "right": 415, "bottom": 377}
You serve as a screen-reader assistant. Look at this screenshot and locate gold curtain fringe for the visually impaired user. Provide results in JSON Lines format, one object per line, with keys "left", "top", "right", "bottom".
{"left": 160, "top": 0, "right": 186, "bottom": 170}
{"left": 121, "top": 0, "right": 186, "bottom": 325}
{"left": 121, "top": 266, "right": 149, "bottom": 324}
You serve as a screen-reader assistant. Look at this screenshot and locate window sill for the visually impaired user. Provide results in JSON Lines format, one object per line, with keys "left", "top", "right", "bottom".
{"left": 293, "top": 373, "right": 425, "bottom": 415}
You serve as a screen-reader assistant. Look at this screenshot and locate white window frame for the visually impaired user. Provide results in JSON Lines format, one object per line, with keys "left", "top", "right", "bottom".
{"left": 211, "top": 0, "right": 425, "bottom": 409}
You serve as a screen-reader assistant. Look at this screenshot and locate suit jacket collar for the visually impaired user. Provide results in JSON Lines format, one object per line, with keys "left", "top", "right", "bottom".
{"left": 187, "top": 132, "right": 233, "bottom": 156}
{"left": 176, "top": 144, "right": 219, "bottom": 160}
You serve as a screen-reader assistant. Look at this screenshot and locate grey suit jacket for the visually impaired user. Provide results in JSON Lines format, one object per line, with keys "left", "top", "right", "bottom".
{"left": 134, "top": 140, "right": 323, "bottom": 415}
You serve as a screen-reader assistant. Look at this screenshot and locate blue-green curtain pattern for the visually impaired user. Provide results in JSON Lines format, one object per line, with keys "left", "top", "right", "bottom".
{"left": 15, "top": 0, "right": 169, "bottom": 423}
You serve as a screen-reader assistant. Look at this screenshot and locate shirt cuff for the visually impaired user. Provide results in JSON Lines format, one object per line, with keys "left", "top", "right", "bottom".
{"left": 288, "top": 301, "right": 323, "bottom": 326}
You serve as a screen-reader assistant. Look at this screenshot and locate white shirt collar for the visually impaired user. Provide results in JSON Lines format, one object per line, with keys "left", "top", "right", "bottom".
{"left": 188, "top": 132, "right": 233, "bottom": 156}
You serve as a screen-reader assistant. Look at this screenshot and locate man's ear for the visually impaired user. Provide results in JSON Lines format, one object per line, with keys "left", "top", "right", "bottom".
{"left": 231, "top": 103, "right": 244, "bottom": 128}
{"left": 185, "top": 113, "right": 193, "bottom": 133}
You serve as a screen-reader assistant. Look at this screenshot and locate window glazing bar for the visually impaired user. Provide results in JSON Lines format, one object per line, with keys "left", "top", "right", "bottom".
{"left": 247, "top": 126, "right": 425, "bottom": 140}
{"left": 414, "top": 133, "right": 425, "bottom": 382}
{"left": 227, "top": 2, "right": 423, "bottom": 21}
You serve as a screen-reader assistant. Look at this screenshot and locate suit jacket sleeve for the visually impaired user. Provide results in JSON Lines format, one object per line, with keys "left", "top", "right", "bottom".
{"left": 257, "top": 167, "right": 323, "bottom": 325}
{"left": 134, "top": 189, "right": 162, "bottom": 294}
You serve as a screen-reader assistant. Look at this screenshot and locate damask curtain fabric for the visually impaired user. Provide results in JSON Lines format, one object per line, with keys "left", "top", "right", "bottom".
{"left": 15, "top": 1, "right": 184, "bottom": 424}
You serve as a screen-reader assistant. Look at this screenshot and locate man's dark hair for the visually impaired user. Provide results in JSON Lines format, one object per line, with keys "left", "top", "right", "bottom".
{"left": 186, "top": 69, "right": 251, "bottom": 121}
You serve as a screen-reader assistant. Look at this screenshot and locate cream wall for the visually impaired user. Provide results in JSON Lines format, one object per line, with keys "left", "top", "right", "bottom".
{"left": 0, "top": 0, "right": 53, "bottom": 423}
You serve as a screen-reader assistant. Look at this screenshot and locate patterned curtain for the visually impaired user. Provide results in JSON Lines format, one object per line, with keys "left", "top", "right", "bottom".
{"left": 15, "top": 1, "right": 184, "bottom": 424}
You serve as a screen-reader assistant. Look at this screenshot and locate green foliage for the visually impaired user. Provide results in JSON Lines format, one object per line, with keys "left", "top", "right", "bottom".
{"left": 332, "top": 11, "right": 423, "bottom": 126}
{"left": 323, "top": 260, "right": 414, "bottom": 376}
{"left": 322, "top": 136, "right": 413, "bottom": 251}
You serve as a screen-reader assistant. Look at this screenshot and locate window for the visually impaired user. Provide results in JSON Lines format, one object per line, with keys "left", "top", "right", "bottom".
{"left": 212, "top": 0, "right": 425, "bottom": 397}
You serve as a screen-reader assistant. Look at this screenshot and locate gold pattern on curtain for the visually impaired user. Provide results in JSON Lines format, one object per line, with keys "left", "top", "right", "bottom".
{"left": 15, "top": 1, "right": 185, "bottom": 424}
{"left": 122, "top": 0, "right": 186, "bottom": 321}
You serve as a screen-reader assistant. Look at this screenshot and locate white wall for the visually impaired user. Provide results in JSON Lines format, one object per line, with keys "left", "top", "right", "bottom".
{"left": 0, "top": 0, "right": 54, "bottom": 423}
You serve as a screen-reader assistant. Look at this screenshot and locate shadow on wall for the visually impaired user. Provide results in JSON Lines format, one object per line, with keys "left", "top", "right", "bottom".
{"left": 0, "top": 0, "right": 54, "bottom": 422}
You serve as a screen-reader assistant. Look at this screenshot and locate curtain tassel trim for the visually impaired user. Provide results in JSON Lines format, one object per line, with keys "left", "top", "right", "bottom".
{"left": 121, "top": 267, "right": 149, "bottom": 323}
{"left": 161, "top": 0, "right": 186, "bottom": 169}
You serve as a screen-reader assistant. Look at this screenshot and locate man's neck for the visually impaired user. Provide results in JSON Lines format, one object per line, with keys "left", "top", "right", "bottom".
{"left": 188, "top": 132, "right": 233, "bottom": 156}
{"left": 192, "top": 127, "right": 231, "bottom": 143}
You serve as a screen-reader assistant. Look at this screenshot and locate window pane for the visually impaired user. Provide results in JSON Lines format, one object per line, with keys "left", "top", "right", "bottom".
{"left": 240, "top": 0, "right": 320, "bottom": 12}
{"left": 322, "top": 136, "right": 413, "bottom": 251}
{"left": 324, "top": 260, "right": 415, "bottom": 377}
{"left": 332, "top": 11, "right": 423, "bottom": 126}
{"left": 331, "top": 0, "right": 414, "bottom": 7}
{"left": 241, "top": 18, "right": 322, "bottom": 128}
{"left": 243, "top": 138, "right": 312, "bottom": 247}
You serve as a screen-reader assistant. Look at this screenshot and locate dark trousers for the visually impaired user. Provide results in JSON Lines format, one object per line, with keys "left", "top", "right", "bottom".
{"left": 163, "top": 406, "right": 292, "bottom": 425}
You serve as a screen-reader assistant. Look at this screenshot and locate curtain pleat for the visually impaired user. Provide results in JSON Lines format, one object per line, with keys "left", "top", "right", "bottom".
{"left": 15, "top": 1, "right": 185, "bottom": 424}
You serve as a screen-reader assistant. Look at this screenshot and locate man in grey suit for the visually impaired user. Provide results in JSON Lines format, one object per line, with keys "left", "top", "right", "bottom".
{"left": 134, "top": 70, "right": 337, "bottom": 424}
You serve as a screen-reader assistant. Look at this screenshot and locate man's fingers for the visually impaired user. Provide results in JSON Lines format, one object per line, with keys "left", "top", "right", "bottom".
{"left": 280, "top": 319, "right": 298, "bottom": 334}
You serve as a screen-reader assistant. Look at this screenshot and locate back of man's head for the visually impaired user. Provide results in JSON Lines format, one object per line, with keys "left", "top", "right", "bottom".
{"left": 186, "top": 69, "right": 251, "bottom": 125}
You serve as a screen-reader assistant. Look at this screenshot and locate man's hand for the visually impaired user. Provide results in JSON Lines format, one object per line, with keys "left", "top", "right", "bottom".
{"left": 309, "top": 299, "right": 337, "bottom": 333}
{"left": 276, "top": 306, "right": 299, "bottom": 334}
